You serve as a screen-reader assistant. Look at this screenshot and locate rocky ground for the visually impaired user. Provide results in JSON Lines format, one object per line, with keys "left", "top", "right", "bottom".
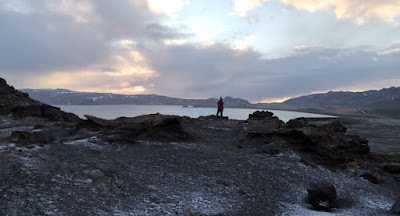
{"left": 1, "top": 78, "right": 400, "bottom": 215}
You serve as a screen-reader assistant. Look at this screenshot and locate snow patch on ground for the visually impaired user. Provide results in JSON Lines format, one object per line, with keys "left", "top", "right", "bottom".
{"left": 0, "top": 143, "right": 15, "bottom": 152}
{"left": 0, "top": 126, "right": 34, "bottom": 138}
{"left": 63, "top": 139, "right": 103, "bottom": 150}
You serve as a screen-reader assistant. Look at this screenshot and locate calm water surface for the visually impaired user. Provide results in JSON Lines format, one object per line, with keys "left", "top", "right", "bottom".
{"left": 57, "top": 105, "right": 336, "bottom": 122}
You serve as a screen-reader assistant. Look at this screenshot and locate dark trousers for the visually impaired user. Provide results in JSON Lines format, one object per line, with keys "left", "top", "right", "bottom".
{"left": 216, "top": 109, "right": 223, "bottom": 117}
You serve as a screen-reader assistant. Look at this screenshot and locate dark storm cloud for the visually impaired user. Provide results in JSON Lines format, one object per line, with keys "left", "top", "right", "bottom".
{"left": 0, "top": 10, "right": 109, "bottom": 72}
{"left": 141, "top": 43, "right": 400, "bottom": 101}
{"left": 0, "top": 0, "right": 171, "bottom": 73}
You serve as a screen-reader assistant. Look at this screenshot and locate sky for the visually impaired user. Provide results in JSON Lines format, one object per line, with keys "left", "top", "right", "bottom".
{"left": 0, "top": 0, "right": 400, "bottom": 102}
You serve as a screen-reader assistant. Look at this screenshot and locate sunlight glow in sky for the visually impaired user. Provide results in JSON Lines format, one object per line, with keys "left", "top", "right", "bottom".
{"left": 0, "top": 0, "right": 399, "bottom": 102}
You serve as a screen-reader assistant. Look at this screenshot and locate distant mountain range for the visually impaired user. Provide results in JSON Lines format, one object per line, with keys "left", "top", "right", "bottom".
{"left": 21, "top": 87, "right": 400, "bottom": 110}
{"left": 21, "top": 89, "right": 252, "bottom": 108}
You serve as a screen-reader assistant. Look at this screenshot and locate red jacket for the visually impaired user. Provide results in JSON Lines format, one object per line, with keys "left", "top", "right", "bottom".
{"left": 217, "top": 100, "right": 224, "bottom": 110}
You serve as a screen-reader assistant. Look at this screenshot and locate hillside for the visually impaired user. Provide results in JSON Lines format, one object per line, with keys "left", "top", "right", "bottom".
{"left": 0, "top": 79, "right": 79, "bottom": 121}
{"left": 21, "top": 89, "right": 252, "bottom": 108}
{"left": 282, "top": 87, "right": 400, "bottom": 108}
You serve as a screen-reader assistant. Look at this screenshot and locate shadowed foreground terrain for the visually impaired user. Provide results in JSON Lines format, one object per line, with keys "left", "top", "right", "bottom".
{"left": 1, "top": 78, "right": 400, "bottom": 215}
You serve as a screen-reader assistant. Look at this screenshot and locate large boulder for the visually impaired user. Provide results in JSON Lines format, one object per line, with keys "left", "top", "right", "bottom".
{"left": 307, "top": 182, "right": 338, "bottom": 211}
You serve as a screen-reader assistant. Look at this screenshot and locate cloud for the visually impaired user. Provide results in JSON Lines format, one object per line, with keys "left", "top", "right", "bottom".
{"left": 234, "top": 35, "right": 256, "bottom": 50}
{"left": 381, "top": 41, "right": 400, "bottom": 54}
{"left": 0, "top": 0, "right": 165, "bottom": 94}
{"left": 163, "top": 39, "right": 188, "bottom": 46}
{"left": 233, "top": 0, "right": 400, "bottom": 24}
{"left": 294, "top": 45, "right": 323, "bottom": 52}
{"left": 45, "top": 0, "right": 94, "bottom": 23}
{"left": 0, "top": 0, "right": 161, "bottom": 74}
{"left": 140, "top": 42, "right": 400, "bottom": 101}
{"left": 6, "top": 42, "right": 156, "bottom": 94}
{"left": 146, "top": 0, "right": 185, "bottom": 16}
{"left": 282, "top": 0, "right": 400, "bottom": 24}
{"left": 233, "top": 0, "right": 270, "bottom": 17}
{"left": 145, "top": 23, "right": 191, "bottom": 41}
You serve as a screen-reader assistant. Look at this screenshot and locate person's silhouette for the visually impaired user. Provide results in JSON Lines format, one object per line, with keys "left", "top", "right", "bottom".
{"left": 216, "top": 97, "right": 224, "bottom": 117}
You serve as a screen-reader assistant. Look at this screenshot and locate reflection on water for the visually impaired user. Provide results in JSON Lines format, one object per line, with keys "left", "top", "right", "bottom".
{"left": 57, "top": 105, "right": 336, "bottom": 122}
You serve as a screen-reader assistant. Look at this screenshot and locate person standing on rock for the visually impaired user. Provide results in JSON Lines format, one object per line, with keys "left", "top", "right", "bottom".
{"left": 216, "top": 97, "right": 224, "bottom": 117}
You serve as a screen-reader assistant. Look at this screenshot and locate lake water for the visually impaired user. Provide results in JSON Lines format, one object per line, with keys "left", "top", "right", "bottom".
{"left": 57, "top": 105, "right": 336, "bottom": 122}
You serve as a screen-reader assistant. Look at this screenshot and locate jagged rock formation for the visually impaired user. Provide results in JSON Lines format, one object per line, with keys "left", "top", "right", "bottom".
{"left": 82, "top": 114, "right": 193, "bottom": 143}
{"left": 0, "top": 78, "right": 80, "bottom": 122}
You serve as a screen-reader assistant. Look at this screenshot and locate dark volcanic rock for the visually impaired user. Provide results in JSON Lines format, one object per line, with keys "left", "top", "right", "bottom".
{"left": 392, "top": 197, "right": 400, "bottom": 214}
{"left": 307, "top": 182, "right": 338, "bottom": 211}
{"left": 321, "top": 121, "right": 347, "bottom": 133}
{"left": 84, "top": 115, "right": 120, "bottom": 128}
{"left": 10, "top": 131, "right": 55, "bottom": 145}
{"left": 81, "top": 114, "right": 193, "bottom": 143}
{"left": 266, "top": 124, "right": 369, "bottom": 168}
{"left": 248, "top": 111, "right": 274, "bottom": 120}
{"left": 41, "top": 104, "right": 80, "bottom": 122}
{"left": 0, "top": 78, "right": 80, "bottom": 122}
{"left": 286, "top": 118, "right": 308, "bottom": 128}
{"left": 360, "top": 173, "right": 378, "bottom": 184}
{"left": 383, "top": 164, "right": 400, "bottom": 174}
{"left": 199, "top": 115, "right": 229, "bottom": 120}
{"left": 245, "top": 111, "right": 286, "bottom": 139}
{"left": 138, "top": 115, "right": 193, "bottom": 142}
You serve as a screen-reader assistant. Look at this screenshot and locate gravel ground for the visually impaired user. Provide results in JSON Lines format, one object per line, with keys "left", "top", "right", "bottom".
{"left": 1, "top": 134, "right": 399, "bottom": 215}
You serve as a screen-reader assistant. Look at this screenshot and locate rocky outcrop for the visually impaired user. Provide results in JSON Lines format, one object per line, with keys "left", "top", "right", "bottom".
{"left": 262, "top": 121, "right": 369, "bottom": 168}
{"left": 286, "top": 118, "right": 308, "bottom": 128}
{"left": 198, "top": 115, "right": 229, "bottom": 120}
{"left": 321, "top": 121, "right": 347, "bottom": 133}
{"left": 10, "top": 131, "right": 55, "bottom": 145}
{"left": 246, "top": 111, "right": 286, "bottom": 139}
{"left": 81, "top": 114, "right": 193, "bottom": 143}
{"left": 0, "top": 78, "right": 80, "bottom": 122}
{"left": 383, "top": 163, "right": 400, "bottom": 174}
{"left": 248, "top": 111, "right": 275, "bottom": 120}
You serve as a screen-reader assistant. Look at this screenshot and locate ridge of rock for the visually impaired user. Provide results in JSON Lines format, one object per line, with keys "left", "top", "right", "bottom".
{"left": 0, "top": 78, "right": 80, "bottom": 122}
